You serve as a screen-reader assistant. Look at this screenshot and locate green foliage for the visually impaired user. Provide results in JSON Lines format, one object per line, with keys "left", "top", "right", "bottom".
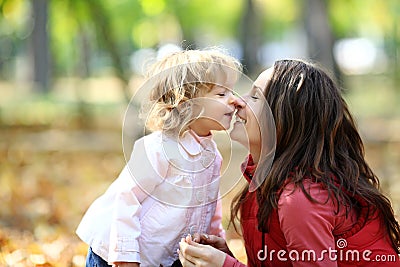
{"left": 2, "top": 0, "right": 398, "bottom": 79}
{"left": 329, "top": 0, "right": 395, "bottom": 38}
{"left": 0, "top": 0, "right": 28, "bottom": 33}
{"left": 0, "top": 0, "right": 394, "bottom": 79}
{"left": 0, "top": 0, "right": 29, "bottom": 71}
{"left": 260, "top": 0, "right": 300, "bottom": 39}
{"left": 49, "top": 1, "right": 80, "bottom": 76}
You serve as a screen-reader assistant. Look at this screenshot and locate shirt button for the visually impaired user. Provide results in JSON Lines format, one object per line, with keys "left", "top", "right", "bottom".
{"left": 196, "top": 190, "right": 205, "bottom": 202}
{"left": 208, "top": 195, "right": 217, "bottom": 202}
{"left": 181, "top": 175, "right": 191, "bottom": 184}
{"left": 189, "top": 225, "right": 197, "bottom": 235}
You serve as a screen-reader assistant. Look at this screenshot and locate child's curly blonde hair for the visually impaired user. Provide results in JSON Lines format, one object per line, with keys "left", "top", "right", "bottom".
{"left": 141, "top": 48, "right": 242, "bottom": 136}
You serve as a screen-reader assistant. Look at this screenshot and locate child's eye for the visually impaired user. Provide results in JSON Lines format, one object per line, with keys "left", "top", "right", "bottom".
{"left": 217, "top": 93, "right": 226, "bottom": 96}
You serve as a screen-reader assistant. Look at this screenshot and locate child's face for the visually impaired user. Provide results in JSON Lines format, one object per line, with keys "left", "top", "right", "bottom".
{"left": 190, "top": 83, "right": 239, "bottom": 136}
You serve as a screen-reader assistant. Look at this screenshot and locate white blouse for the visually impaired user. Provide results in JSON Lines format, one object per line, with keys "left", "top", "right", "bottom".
{"left": 76, "top": 130, "right": 225, "bottom": 266}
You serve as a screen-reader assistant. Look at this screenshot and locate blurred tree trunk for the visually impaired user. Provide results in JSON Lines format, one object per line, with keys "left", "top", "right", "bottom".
{"left": 75, "top": 27, "right": 94, "bottom": 128}
{"left": 30, "top": 0, "right": 50, "bottom": 93}
{"left": 302, "top": 0, "right": 342, "bottom": 82}
{"left": 239, "top": 0, "right": 262, "bottom": 76}
{"left": 84, "top": 0, "right": 131, "bottom": 103}
{"left": 77, "top": 28, "right": 91, "bottom": 78}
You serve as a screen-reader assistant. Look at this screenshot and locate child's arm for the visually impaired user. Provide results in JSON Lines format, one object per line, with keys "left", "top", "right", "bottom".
{"left": 108, "top": 136, "right": 169, "bottom": 263}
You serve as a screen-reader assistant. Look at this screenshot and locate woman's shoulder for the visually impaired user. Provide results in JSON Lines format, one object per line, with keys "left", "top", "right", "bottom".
{"left": 277, "top": 178, "right": 358, "bottom": 230}
{"left": 280, "top": 179, "right": 330, "bottom": 202}
{"left": 277, "top": 180, "right": 342, "bottom": 238}
{"left": 278, "top": 179, "right": 339, "bottom": 220}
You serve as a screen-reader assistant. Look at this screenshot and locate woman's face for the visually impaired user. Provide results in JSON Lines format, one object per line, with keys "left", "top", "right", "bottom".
{"left": 230, "top": 67, "right": 273, "bottom": 149}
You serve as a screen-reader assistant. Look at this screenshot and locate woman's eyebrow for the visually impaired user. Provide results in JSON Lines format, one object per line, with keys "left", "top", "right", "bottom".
{"left": 251, "top": 85, "right": 258, "bottom": 91}
{"left": 252, "top": 85, "right": 263, "bottom": 93}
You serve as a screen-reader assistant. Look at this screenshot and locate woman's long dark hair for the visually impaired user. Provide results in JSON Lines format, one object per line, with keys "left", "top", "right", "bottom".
{"left": 230, "top": 59, "right": 400, "bottom": 252}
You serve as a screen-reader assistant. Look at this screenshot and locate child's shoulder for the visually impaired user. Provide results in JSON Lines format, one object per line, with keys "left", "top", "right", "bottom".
{"left": 142, "top": 130, "right": 163, "bottom": 143}
{"left": 137, "top": 130, "right": 173, "bottom": 144}
{"left": 138, "top": 131, "right": 178, "bottom": 154}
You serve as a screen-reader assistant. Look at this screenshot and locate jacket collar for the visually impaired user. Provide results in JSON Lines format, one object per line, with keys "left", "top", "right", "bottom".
{"left": 241, "top": 154, "right": 256, "bottom": 183}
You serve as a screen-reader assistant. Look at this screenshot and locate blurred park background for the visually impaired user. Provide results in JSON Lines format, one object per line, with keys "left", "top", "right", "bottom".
{"left": 1, "top": 0, "right": 400, "bottom": 266}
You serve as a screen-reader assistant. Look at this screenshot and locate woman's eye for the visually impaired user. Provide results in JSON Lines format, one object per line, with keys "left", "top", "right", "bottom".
{"left": 251, "top": 95, "right": 259, "bottom": 100}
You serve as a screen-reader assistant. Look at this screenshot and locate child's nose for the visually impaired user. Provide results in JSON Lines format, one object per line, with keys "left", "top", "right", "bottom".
{"left": 232, "top": 95, "right": 246, "bottom": 109}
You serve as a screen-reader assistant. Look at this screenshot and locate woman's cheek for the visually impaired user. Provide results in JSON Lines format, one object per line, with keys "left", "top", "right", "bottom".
{"left": 230, "top": 123, "right": 249, "bottom": 148}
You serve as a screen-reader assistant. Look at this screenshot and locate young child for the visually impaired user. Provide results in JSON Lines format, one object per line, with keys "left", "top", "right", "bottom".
{"left": 76, "top": 49, "right": 242, "bottom": 267}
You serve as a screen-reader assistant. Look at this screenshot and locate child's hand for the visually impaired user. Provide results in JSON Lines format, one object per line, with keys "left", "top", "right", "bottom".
{"left": 178, "top": 236, "right": 226, "bottom": 267}
{"left": 191, "top": 232, "right": 208, "bottom": 243}
{"left": 112, "top": 262, "right": 140, "bottom": 267}
{"left": 188, "top": 234, "right": 233, "bottom": 256}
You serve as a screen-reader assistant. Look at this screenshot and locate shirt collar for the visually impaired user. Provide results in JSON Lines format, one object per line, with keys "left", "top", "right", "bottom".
{"left": 179, "top": 129, "right": 215, "bottom": 156}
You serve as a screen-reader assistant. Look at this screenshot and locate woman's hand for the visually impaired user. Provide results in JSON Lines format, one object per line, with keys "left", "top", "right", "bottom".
{"left": 178, "top": 235, "right": 227, "bottom": 267}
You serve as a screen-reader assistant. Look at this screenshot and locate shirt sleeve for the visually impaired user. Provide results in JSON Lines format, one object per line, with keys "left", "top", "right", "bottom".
{"left": 223, "top": 254, "right": 247, "bottom": 267}
{"left": 108, "top": 135, "right": 169, "bottom": 263}
{"left": 278, "top": 182, "right": 338, "bottom": 267}
{"left": 208, "top": 151, "right": 225, "bottom": 238}
{"left": 208, "top": 198, "right": 226, "bottom": 239}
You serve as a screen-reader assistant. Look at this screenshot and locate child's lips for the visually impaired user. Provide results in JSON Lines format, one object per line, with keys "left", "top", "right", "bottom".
{"left": 235, "top": 114, "right": 247, "bottom": 124}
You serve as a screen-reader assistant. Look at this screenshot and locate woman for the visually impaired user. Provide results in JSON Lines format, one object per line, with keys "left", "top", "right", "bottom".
{"left": 178, "top": 59, "right": 400, "bottom": 266}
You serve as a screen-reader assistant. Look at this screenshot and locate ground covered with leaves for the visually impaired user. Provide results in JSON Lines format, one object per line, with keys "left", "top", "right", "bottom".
{"left": 0, "top": 125, "right": 125, "bottom": 266}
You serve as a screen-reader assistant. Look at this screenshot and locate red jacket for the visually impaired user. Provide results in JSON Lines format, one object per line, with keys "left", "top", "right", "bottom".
{"left": 223, "top": 156, "right": 399, "bottom": 267}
